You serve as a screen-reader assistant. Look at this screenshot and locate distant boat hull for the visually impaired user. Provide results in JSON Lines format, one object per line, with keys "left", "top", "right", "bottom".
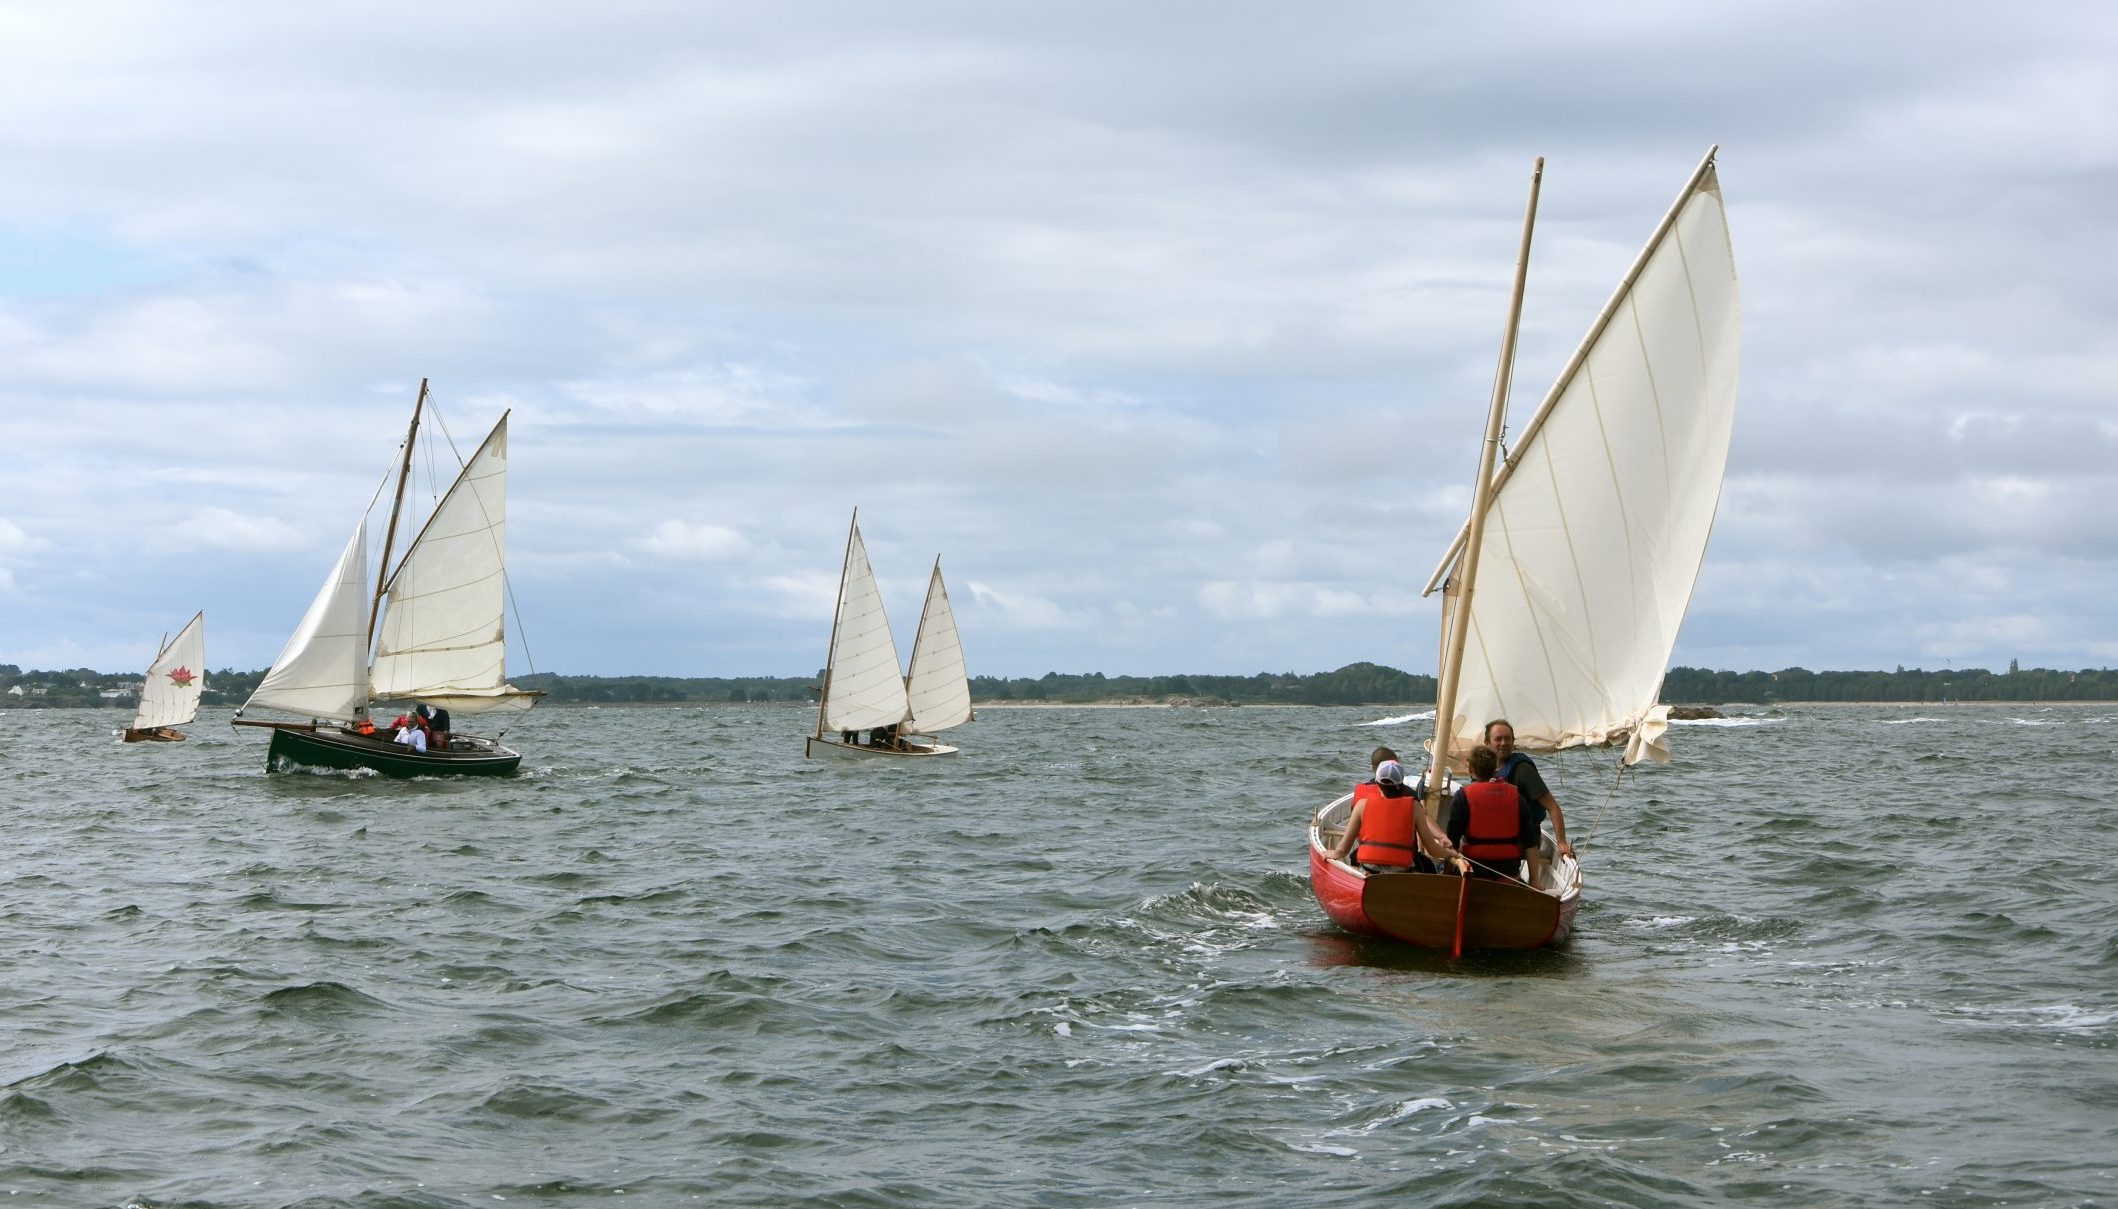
{"left": 122, "top": 726, "right": 188, "bottom": 743}
{"left": 1308, "top": 793, "right": 1577, "bottom": 951}
{"left": 804, "top": 735, "right": 959, "bottom": 760}
{"left": 256, "top": 723, "right": 522, "bottom": 777}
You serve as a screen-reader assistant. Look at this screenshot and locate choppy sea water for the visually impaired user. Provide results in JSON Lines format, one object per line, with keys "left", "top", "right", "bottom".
{"left": 2, "top": 702, "right": 2113, "bottom": 1207}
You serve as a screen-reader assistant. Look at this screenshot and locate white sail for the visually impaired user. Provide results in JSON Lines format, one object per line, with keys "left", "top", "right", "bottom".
{"left": 244, "top": 519, "right": 373, "bottom": 722}
{"left": 370, "top": 414, "right": 534, "bottom": 714}
{"left": 903, "top": 560, "right": 972, "bottom": 734}
{"left": 132, "top": 611, "right": 204, "bottom": 730}
{"left": 819, "top": 518, "right": 910, "bottom": 734}
{"left": 1440, "top": 160, "right": 1739, "bottom": 764}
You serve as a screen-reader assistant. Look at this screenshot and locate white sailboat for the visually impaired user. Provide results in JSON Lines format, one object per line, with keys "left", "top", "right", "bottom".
{"left": 233, "top": 380, "right": 539, "bottom": 775}
{"left": 1310, "top": 147, "right": 1740, "bottom": 951}
{"left": 123, "top": 611, "right": 204, "bottom": 742}
{"left": 806, "top": 513, "right": 968, "bottom": 759}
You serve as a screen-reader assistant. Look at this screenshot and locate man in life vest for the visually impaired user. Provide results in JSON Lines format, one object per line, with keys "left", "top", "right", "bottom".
{"left": 1327, "top": 752, "right": 1457, "bottom": 873}
{"left": 1484, "top": 719, "right": 1575, "bottom": 862}
{"left": 1446, "top": 743, "right": 1546, "bottom": 886}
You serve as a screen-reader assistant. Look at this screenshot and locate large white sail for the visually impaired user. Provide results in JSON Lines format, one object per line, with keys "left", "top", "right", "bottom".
{"left": 1440, "top": 160, "right": 1739, "bottom": 764}
{"left": 244, "top": 519, "right": 372, "bottom": 722}
{"left": 370, "top": 414, "right": 534, "bottom": 714}
{"left": 132, "top": 611, "right": 204, "bottom": 730}
{"left": 819, "top": 517, "right": 910, "bottom": 734}
{"left": 903, "top": 559, "right": 972, "bottom": 734}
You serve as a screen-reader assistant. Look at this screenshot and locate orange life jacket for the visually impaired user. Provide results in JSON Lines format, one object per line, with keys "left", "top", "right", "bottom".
{"left": 1355, "top": 783, "right": 1420, "bottom": 868}
{"left": 1460, "top": 779, "right": 1526, "bottom": 863}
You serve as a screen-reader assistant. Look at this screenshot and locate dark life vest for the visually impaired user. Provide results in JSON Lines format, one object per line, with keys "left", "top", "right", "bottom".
{"left": 1459, "top": 780, "right": 1526, "bottom": 862}
{"left": 1355, "top": 783, "right": 1420, "bottom": 867}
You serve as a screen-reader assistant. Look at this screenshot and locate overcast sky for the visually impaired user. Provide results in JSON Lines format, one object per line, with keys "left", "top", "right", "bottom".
{"left": 2, "top": 2, "right": 2113, "bottom": 680}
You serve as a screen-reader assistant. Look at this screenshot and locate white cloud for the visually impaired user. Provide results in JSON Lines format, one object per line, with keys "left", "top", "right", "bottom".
{"left": 4, "top": 3, "right": 2117, "bottom": 675}
{"left": 635, "top": 519, "right": 749, "bottom": 561}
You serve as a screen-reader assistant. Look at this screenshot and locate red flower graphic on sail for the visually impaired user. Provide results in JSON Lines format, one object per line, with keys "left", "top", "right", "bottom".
{"left": 167, "top": 666, "right": 197, "bottom": 686}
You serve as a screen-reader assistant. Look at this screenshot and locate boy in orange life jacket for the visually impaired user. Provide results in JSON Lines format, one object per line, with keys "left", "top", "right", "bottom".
{"left": 1327, "top": 754, "right": 1458, "bottom": 872}
{"left": 1446, "top": 744, "right": 1545, "bottom": 886}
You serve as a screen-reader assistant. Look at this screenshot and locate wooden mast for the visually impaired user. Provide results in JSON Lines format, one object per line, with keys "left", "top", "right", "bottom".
{"left": 367, "top": 378, "right": 427, "bottom": 652}
{"left": 1427, "top": 158, "right": 1542, "bottom": 828}
{"left": 815, "top": 508, "right": 859, "bottom": 741}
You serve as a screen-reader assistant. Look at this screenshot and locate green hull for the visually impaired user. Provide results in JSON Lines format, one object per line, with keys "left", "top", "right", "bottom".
{"left": 265, "top": 726, "right": 522, "bottom": 778}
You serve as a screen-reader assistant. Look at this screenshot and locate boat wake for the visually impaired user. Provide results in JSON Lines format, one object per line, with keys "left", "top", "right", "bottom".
{"left": 1361, "top": 711, "right": 1434, "bottom": 727}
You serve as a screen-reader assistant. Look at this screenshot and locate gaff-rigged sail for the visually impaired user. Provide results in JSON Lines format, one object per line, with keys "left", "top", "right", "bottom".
{"left": 904, "top": 559, "right": 972, "bottom": 735}
{"left": 818, "top": 516, "right": 910, "bottom": 735}
{"left": 370, "top": 413, "right": 536, "bottom": 714}
{"left": 132, "top": 612, "right": 205, "bottom": 730}
{"left": 1432, "top": 155, "right": 1740, "bottom": 765}
{"left": 243, "top": 519, "right": 373, "bottom": 722}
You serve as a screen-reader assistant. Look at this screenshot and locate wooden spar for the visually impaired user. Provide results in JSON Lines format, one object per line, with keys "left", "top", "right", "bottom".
{"left": 1427, "top": 157, "right": 1542, "bottom": 828}
{"left": 1422, "top": 144, "right": 1721, "bottom": 596}
{"left": 814, "top": 508, "right": 859, "bottom": 741}
{"left": 368, "top": 378, "right": 428, "bottom": 649}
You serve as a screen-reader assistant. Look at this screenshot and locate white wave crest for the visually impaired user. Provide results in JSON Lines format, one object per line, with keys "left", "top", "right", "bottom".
{"left": 1362, "top": 710, "right": 1434, "bottom": 727}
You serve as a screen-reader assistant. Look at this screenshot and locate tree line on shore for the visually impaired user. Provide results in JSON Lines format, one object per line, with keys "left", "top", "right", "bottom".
{"left": 7, "top": 660, "right": 2117, "bottom": 709}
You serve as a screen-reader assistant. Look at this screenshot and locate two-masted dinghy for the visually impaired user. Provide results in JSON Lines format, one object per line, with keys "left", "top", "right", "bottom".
{"left": 233, "top": 380, "right": 540, "bottom": 776}
{"left": 805, "top": 511, "right": 973, "bottom": 760}
{"left": 1310, "top": 148, "right": 1740, "bottom": 954}
{"left": 123, "top": 611, "right": 204, "bottom": 743}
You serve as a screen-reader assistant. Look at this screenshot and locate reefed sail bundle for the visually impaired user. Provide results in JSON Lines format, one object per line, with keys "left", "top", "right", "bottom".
{"left": 1435, "top": 161, "right": 1740, "bottom": 765}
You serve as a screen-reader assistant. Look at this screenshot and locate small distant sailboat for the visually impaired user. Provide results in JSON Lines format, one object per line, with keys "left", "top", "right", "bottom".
{"left": 805, "top": 511, "right": 971, "bottom": 759}
{"left": 1309, "top": 148, "right": 1740, "bottom": 952}
{"left": 123, "top": 611, "right": 204, "bottom": 742}
{"left": 233, "top": 379, "right": 540, "bottom": 776}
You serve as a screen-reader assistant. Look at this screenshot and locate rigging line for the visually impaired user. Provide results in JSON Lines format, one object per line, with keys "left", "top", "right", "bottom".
{"left": 1575, "top": 749, "right": 1629, "bottom": 858}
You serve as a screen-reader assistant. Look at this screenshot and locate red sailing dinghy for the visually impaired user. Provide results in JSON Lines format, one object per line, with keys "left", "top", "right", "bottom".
{"left": 1308, "top": 148, "right": 1740, "bottom": 952}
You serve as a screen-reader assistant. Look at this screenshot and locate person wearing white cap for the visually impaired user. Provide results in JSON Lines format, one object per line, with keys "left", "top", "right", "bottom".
{"left": 1328, "top": 754, "right": 1457, "bottom": 872}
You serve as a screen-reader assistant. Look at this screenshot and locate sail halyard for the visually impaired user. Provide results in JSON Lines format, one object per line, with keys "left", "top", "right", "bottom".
{"left": 818, "top": 515, "right": 911, "bottom": 735}
{"left": 903, "top": 558, "right": 972, "bottom": 735}
{"left": 370, "top": 410, "right": 535, "bottom": 713}
{"left": 1428, "top": 148, "right": 1740, "bottom": 765}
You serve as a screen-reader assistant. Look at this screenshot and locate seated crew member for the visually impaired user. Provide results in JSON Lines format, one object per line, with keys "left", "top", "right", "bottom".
{"left": 1328, "top": 757, "right": 1457, "bottom": 873}
{"left": 1447, "top": 744, "right": 1545, "bottom": 885}
{"left": 420, "top": 704, "right": 452, "bottom": 751}
{"left": 393, "top": 718, "right": 429, "bottom": 753}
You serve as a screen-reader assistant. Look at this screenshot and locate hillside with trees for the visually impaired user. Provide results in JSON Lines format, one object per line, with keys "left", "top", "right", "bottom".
{"left": 6, "top": 661, "right": 2114, "bottom": 710}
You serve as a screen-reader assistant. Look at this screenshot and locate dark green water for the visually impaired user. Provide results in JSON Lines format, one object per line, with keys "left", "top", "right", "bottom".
{"left": 2, "top": 703, "right": 2112, "bottom": 1206}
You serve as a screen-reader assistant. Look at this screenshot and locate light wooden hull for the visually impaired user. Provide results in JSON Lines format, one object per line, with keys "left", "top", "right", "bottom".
{"left": 1308, "top": 793, "right": 1578, "bottom": 951}
{"left": 253, "top": 723, "right": 522, "bottom": 777}
{"left": 805, "top": 735, "right": 959, "bottom": 760}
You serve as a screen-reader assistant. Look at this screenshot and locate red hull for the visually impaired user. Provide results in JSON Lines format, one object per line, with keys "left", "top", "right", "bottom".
{"left": 1308, "top": 805, "right": 1578, "bottom": 951}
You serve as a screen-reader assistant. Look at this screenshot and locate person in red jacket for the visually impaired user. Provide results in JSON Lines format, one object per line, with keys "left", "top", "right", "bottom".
{"left": 1328, "top": 752, "right": 1457, "bottom": 872}
{"left": 1446, "top": 744, "right": 1545, "bottom": 886}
